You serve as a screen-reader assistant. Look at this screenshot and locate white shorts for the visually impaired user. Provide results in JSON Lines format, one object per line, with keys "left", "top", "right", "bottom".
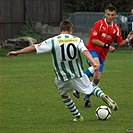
{"left": 54, "top": 74, "right": 94, "bottom": 96}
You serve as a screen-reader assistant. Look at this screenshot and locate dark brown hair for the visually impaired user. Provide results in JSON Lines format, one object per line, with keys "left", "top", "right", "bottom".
{"left": 60, "top": 20, "right": 73, "bottom": 32}
{"left": 105, "top": 5, "right": 117, "bottom": 13}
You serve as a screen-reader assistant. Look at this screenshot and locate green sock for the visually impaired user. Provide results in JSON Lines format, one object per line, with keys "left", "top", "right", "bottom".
{"left": 63, "top": 97, "right": 81, "bottom": 118}
{"left": 92, "top": 86, "right": 105, "bottom": 98}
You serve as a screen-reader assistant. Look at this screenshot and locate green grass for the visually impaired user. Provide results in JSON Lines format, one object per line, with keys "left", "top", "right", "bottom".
{"left": 0, "top": 50, "right": 133, "bottom": 133}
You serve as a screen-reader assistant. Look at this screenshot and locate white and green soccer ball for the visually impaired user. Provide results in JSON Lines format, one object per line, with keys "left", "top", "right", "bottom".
{"left": 95, "top": 105, "right": 111, "bottom": 120}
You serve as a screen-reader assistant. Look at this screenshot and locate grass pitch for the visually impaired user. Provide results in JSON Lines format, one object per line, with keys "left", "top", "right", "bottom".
{"left": 0, "top": 50, "right": 132, "bottom": 133}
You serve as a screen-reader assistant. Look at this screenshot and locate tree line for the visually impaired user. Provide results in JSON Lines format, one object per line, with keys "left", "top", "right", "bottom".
{"left": 63, "top": 0, "right": 133, "bottom": 13}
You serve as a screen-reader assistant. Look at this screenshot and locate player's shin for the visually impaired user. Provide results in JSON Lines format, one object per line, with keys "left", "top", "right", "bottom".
{"left": 62, "top": 96, "right": 84, "bottom": 121}
{"left": 92, "top": 86, "right": 104, "bottom": 98}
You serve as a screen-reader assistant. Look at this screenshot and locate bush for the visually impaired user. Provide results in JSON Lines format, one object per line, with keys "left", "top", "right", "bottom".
{"left": 14, "top": 22, "right": 43, "bottom": 43}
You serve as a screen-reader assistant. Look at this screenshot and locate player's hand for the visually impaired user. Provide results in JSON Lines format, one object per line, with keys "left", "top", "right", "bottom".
{"left": 92, "top": 63, "right": 99, "bottom": 72}
{"left": 6, "top": 51, "right": 18, "bottom": 57}
{"left": 127, "top": 30, "right": 133, "bottom": 40}
{"left": 109, "top": 45, "right": 115, "bottom": 52}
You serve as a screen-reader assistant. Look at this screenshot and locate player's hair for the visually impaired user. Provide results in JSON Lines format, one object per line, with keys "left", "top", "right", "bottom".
{"left": 60, "top": 20, "right": 73, "bottom": 32}
{"left": 105, "top": 5, "right": 117, "bottom": 13}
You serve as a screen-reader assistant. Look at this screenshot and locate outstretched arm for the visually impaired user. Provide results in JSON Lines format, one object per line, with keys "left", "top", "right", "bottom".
{"left": 119, "top": 30, "right": 133, "bottom": 47}
{"left": 7, "top": 45, "right": 36, "bottom": 57}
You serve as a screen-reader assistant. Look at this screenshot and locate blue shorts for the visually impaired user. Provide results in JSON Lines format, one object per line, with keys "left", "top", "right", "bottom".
{"left": 86, "top": 50, "right": 104, "bottom": 73}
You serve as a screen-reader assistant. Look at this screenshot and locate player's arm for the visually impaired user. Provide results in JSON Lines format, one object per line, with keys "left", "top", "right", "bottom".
{"left": 91, "top": 22, "right": 111, "bottom": 49}
{"left": 7, "top": 45, "right": 36, "bottom": 57}
{"left": 92, "top": 39, "right": 106, "bottom": 47}
{"left": 92, "top": 39, "right": 115, "bottom": 52}
{"left": 79, "top": 39, "right": 99, "bottom": 71}
{"left": 82, "top": 50, "right": 99, "bottom": 72}
{"left": 91, "top": 22, "right": 107, "bottom": 47}
{"left": 119, "top": 30, "right": 133, "bottom": 47}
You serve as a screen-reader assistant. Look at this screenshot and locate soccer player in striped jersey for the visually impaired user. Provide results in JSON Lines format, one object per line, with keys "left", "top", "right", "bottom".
{"left": 7, "top": 20, "right": 118, "bottom": 122}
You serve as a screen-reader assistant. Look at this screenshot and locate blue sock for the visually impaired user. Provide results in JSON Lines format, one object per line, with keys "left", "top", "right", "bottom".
{"left": 84, "top": 69, "right": 93, "bottom": 78}
{"left": 84, "top": 94, "right": 92, "bottom": 101}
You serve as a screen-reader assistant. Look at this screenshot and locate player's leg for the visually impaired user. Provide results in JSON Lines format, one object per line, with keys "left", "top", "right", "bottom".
{"left": 92, "top": 86, "right": 118, "bottom": 111}
{"left": 84, "top": 50, "right": 99, "bottom": 78}
{"left": 84, "top": 64, "right": 94, "bottom": 78}
{"left": 84, "top": 71, "right": 101, "bottom": 107}
{"left": 73, "top": 90, "right": 80, "bottom": 99}
{"left": 61, "top": 95, "right": 84, "bottom": 122}
{"left": 55, "top": 78, "right": 84, "bottom": 122}
{"left": 73, "top": 50, "right": 97, "bottom": 99}
{"left": 72, "top": 74, "right": 118, "bottom": 111}
{"left": 89, "top": 59, "right": 118, "bottom": 110}
{"left": 84, "top": 93, "right": 91, "bottom": 107}
{"left": 84, "top": 56, "right": 101, "bottom": 107}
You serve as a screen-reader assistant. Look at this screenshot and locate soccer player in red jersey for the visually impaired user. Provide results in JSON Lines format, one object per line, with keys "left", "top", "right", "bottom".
{"left": 84, "top": 5, "right": 133, "bottom": 107}
{"left": 73, "top": 5, "right": 133, "bottom": 107}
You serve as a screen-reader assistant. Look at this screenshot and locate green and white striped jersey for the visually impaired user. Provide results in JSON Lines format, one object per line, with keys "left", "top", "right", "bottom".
{"left": 34, "top": 34, "right": 87, "bottom": 81}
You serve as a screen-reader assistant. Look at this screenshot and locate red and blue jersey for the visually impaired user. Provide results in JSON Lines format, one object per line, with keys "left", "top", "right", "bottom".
{"left": 86, "top": 18, "right": 123, "bottom": 60}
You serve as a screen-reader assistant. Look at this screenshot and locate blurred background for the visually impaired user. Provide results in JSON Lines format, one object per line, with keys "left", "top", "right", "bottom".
{"left": 0, "top": 0, "right": 132, "bottom": 51}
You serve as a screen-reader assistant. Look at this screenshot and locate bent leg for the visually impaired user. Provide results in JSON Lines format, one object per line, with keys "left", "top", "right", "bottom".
{"left": 92, "top": 86, "right": 118, "bottom": 111}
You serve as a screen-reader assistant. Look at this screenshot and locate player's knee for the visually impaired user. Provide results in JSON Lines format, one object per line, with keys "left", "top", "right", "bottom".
{"left": 93, "top": 74, "right": 101, "bottom": 83}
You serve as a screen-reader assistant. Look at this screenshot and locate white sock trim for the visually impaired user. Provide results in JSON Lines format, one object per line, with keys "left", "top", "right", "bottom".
{"left": 88, "top": 66, "right": 94, "bottom": 74}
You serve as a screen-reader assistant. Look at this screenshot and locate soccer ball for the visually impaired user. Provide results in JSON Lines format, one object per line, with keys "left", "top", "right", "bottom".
{"left": 95, "top": 105, "right": 111, "bottom": 120}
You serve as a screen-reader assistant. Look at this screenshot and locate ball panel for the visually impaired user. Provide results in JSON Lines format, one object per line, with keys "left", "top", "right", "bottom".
{"left": 98, "top": 109, "right": 108, "bottom": 119}
{"left": 95, "top": 105, "right": 111, "bottom": 120}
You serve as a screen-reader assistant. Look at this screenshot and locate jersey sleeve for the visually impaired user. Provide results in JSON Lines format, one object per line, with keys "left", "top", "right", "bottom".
{"left": 115, "top": 26, "right": 124, "bottom": 45}
{"left": 78, "top": 39, "right": 88, "bottom": 52}
{"left": 34, "top": 38, "right": 52, "bottom": 53}
{"left": 90, "top": 21, "right": 101, "bottom": 39}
